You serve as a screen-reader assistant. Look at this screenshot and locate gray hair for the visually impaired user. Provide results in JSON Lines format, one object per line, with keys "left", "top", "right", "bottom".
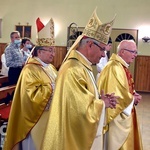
{"left": 10, "top": 31, "right": 20, "bottom": 38}
{"left": 32, "top": 46, "right": 46, "bottom": 57}
{"left": 117, "top": 40, "right": 136, "bottom": 53}
{"left": 79, "top": 37, "right": 98, "bottom": 47}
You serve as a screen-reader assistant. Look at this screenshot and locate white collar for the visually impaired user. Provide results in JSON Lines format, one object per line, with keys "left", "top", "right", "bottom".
{"left": 76, "top": 51, "right": 92, "bottom": 66}
{"left": 35, "top": 57, "right": 49, "bottom": 67}
{"left": 117, "top": 54, "right": 129, "bottom": 68}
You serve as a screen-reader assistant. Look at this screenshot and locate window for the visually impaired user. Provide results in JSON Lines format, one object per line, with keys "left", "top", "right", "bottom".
{"left": 15, "top": 25, "right": 32, "bottom": 38}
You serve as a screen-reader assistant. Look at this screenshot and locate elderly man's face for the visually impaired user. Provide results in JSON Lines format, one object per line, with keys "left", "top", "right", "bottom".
{"left": 88, "top": 41, "right": 106, "bottom": 65}
{"left": 120, "top": 42, "right": 137, "bottom": 64}
{"left": 38, "top": 46, "right": 55, "bottom": 64}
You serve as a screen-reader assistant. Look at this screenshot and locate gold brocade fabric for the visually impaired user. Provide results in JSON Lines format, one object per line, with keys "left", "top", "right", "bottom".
{"left": 119, "top": 108, "right": 143, "bottom": 150}
{"left": 3, "top": 57, "right": 57, "bottom": 150}
{"left": 42, "top": 50, "right": 105, "bottom": 150}
{"left": 97, "top": 54, "right": 133, "bottom": 125}
{"left": 97, "top": 53, "right": 143, "bottom": 150}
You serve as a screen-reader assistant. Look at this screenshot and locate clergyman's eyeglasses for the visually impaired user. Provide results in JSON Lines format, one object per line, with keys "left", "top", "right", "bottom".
{"left": 93, "top": 42, "right": 105, "bottom": 51}
{"left": 123, "top": 48, "right": 138, "bottom": 54}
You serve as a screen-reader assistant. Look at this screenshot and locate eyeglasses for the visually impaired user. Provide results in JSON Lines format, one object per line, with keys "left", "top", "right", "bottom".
{"left": 123, "top": 48, "right": 138, "bottom": 54}
{"left": 41, "top": 49, "right": 55, "bottom": 53}
{"left": 93, "top": 42, "right": 105, "bottom": 51}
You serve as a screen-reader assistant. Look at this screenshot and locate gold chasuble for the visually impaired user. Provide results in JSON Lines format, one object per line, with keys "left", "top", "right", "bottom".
{"left": 42, "top": 50, "right": 105, "bottom": 150}
{"left": 97, "top": 53, "right": 143, "bottom": 150}
{"left": 3, "top": 57, "right": 57, "bottom": 150}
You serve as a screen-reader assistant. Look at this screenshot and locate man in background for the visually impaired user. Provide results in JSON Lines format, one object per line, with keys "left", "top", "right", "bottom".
{"left": 20, "top": 37, "right": 33, "bottom": 63}
{"left": 97, "top": 40, "right": 143, "bottom": 150}
{"left": 96, "top": 37, "right": 112, "bottom": 81}
{"left": 5, "top": 31, "right": 24, "bottom": 85}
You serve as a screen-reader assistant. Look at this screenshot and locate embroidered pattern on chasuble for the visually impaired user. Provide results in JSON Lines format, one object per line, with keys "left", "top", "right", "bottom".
{"left": 122, "top": 66, "right": 135, "bottom": 94}
{"left": 26, "top": 62, "right": 55, "bottom": 110}
{"left": 42, "top": 65, "right": 56, "bottom": 110}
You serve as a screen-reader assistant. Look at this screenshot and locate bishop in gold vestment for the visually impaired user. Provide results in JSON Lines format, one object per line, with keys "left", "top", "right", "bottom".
{"left": 4, "top": 16, "right": 57, "bottom": 150}
{"left": 97, "top": 51, "right": 143, "bottom": 150}
{"left": 3, "top": 54, "right": 57, "bottom": 150}
{"left": 42, "top": 50, "right": 105, "bottom": 150}
{"left": 42, "top": 8, "right": 117, "bottom": 150}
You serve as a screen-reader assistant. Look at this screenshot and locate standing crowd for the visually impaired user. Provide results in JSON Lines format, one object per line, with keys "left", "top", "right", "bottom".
{"left": 2, "top": 8, "right": 143, "bottom": 150}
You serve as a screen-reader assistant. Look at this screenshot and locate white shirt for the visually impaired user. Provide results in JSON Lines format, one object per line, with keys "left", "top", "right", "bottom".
{"left": 96, "top": 51, "right": 108, "bottom": 81}
{"left": 1, "top": 53, "right": 9, "bottom": 76}
{"left": 96, "top": 51, "right": 108, "bottom": 73}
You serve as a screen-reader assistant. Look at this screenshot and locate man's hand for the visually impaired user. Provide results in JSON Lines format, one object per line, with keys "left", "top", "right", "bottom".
{"left": 101, "top": 90, "right": 119, "bottom": 109}
{"left": 134, "top": 92, "right": 142, "bottom": 105}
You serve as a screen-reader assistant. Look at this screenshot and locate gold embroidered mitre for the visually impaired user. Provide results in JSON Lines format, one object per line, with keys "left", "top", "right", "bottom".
{"left": 82, "top": 9, "right": 115, "bottom": 44}
{"left": 36, "top": 18, "right": 55, "bottom": 46}
{"left": 63, "top": 9, "right": 116, "bottom": 62}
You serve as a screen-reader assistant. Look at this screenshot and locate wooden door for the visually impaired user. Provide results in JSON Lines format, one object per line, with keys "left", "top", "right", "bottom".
{"left": 135, "top": 56, "right": 150, "bottom": 92}
{"left": 52, "top": 46, "right": 67, "bottom": 70}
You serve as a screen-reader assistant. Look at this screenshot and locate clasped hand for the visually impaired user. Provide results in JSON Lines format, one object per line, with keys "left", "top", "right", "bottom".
{"left": 101, "top": 90, "right": 119, "bottom": 109}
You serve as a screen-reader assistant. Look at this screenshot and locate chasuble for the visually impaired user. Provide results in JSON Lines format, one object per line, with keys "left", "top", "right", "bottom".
{"left": 42, "top": 50, "right": 105, "bottom": 150}
{"left": 97, "top": 53, "right": 143, "bottom": 150}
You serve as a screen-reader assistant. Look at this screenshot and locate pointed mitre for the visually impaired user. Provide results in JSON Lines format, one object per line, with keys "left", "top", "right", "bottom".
{"left": 36, "top": 17, "right": 55, "bottom": 46}
{"left": 63, "top": 9, "right": 116, "bottom": 62}
{"left": 82, "top": 9, "right": 115, "bottom": 45}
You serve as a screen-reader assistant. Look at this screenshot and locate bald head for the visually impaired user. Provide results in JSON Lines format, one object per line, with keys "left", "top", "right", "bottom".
{"left": 117, "top": 40, "right": 137, "bottom": 64}
{"left": 117, "top": 40, "right": 136, "bottom": 53}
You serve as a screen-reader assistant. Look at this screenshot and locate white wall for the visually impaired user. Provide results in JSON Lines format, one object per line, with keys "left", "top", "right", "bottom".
{"left": 0, "top": 0, "right": 150, "bottom": 55}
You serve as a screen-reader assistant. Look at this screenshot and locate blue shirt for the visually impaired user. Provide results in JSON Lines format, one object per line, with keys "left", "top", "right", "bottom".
{"left": 5, "top": 43, "right": 24, "bottom": 67}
